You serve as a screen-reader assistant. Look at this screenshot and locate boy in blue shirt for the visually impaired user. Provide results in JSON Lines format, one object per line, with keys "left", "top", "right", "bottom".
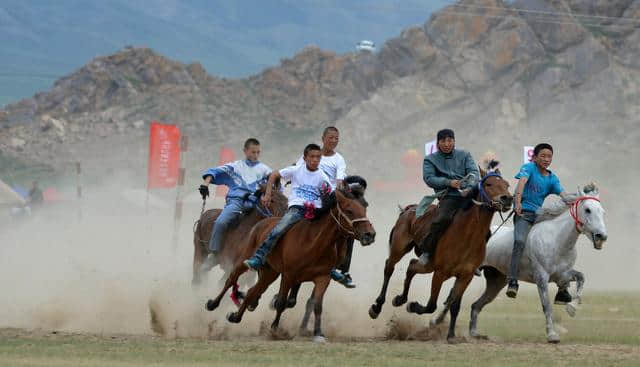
{"left": 199, "top": 138, "right": 272, "bottom": 271}
{"left": 506, "top": 143, "right": 570, "bottom": 298}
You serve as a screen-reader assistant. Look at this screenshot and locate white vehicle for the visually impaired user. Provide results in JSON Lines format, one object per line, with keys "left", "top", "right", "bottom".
{"left": 356, "top": 40, "right": 376, "bottom": 52}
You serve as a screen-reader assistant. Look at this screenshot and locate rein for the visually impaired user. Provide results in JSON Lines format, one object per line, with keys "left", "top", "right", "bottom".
{"left": 569, "top": 196, "right": 600, "bottom": 233}
{"left": 330, "top": 200, "right": 370, "bottom": 237}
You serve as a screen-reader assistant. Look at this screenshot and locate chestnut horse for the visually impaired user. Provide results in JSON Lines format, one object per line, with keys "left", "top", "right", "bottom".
{"left": 191, "top": 183, "right": 288, "bottom": 286}
{"left": 205, "top": 188, "right": 376, "bottom": 342}
{"left": 369, "top": 166, "right": 512, "bottom": 342}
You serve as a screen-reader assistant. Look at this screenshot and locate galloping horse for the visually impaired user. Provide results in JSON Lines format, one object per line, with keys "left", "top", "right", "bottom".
{"left": 369, "top": 165, "right": 512, "bottom": 342}
{"left": 467, "top": 183, "right": 607, "bottom": 343}
{"left": 205, "top": 188, "right": 376, "bottom": 342}
{"left": 192, "top": 182, "right": 288, "bottom": 286}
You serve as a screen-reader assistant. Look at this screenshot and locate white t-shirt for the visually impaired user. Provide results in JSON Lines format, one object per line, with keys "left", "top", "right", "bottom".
{"left": 279, "top": 164, "right": 332, "bottom": 208}
{"left": 296, "top": 151, "right": 347, "bottom": 188}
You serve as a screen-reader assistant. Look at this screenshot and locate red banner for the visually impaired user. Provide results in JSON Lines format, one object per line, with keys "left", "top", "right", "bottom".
{"left": 215, "top": 146, "right": 236, "bottom": 197}
{"left": 147, "top": 122, "right": 181, "bottom": 189}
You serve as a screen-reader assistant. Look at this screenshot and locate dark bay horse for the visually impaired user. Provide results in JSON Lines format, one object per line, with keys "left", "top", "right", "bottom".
{"left": 192, "top": 183, "right": 288, "bottom": 286}
{"left": 205, "top": 188, "right": 376, "bottom": 342}
{"left": 369, "top": 166, "right": 512, "bottom": 342}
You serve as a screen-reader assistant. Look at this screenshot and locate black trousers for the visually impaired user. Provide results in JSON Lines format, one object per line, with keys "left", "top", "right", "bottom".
{"left": 337, "top": 237, "right": 355, "bottom": 273}
{"left": 420, "top": 196, "right": 466, "bottom": 255}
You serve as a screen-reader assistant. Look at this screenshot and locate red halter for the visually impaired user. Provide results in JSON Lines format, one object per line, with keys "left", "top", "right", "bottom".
{"left": 569, "top": 196, "right": 600, "bottom": 232}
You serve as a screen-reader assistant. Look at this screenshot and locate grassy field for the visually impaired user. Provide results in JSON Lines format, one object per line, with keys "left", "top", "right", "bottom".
{"left": 0, "top": 291, "right": 638, "bottom": 366}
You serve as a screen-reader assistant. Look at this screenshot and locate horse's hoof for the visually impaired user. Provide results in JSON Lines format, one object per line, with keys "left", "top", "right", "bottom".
{"left": 470, "top": 332, "right": 489, "bottom": 340}
{"left": 205, "top": 299, "right": 219, "bottom": 311}
{"left": 368, "top": 305, "right": 380, "bottom": 319}
{"left": 286, "top": 298, "right": 297, "bottom": 309}
{"left": 392, "top": 295, "right": 407, "bottom": 307}
{"left": 248, "top": 304, "right": 257, "bottom": 312}
{"left": 566, "top": 302, "right": 578, "bottom": 318}
{"left": 547, "top": 331, "right": 560, "bottom": 344}
{"left": 406, "top": 301, "right": 421, "bottom": 314}
{"left": 425, "top": 302, "right": 437, "bottom": 314}
{"left": 312, "top": 335, "right": 327, "bottom": 343}
{"left": 226, "top": 312, "right": 241, "bottom": 324}
{"left": 447, "top": 336, "right": 467, "bottom": 344}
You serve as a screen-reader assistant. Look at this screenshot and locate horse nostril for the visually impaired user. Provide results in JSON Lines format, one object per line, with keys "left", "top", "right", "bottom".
{"left": 595, "top": 233, "right": 608, "bottom": 241}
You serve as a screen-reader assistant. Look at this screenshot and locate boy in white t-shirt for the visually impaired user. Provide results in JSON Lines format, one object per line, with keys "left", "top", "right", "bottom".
{"left": 296, "top": 126, "right": 356, "bottom": 288}
{"left": 244, "top": 144, "right": 332, "bottom": 271}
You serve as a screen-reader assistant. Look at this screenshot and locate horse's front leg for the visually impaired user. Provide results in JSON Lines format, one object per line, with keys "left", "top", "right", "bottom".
{"left": 310, "top": 276, "right": 331, "bottom": 343}
{"left": 557, "top": 269, "right": 585, "bottom": 317}
{"left": 534, "top": 272, "right": 559, "bottom": 343}
{"left": 407, "top": 270, "right": 446, "bottom": 315}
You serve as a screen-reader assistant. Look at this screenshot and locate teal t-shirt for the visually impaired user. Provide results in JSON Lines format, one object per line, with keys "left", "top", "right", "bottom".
{"left": 515, "top": 162, "right": 563, "bottom": 212}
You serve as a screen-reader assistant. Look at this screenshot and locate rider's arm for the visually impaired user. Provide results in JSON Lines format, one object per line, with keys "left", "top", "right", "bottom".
{"left": 463, "top": 152, "right": 480, "bottom": 187}
{"left": 423, "top": 157, "right": 450, "bottom": 190}
{"left": 514, "top": 177, "right": 528, "bottom": 215}
{"left": 263, "top": 171, "right": 282, "bottom": 201}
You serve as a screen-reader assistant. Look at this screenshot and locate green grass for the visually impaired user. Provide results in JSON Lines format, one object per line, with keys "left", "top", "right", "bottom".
{"left": 0, "top": 292, "right": 638, "bottom": 366}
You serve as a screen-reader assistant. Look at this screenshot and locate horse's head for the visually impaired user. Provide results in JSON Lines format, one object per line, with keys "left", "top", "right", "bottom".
{"left": 334, "top": 188, "right": 376, "bottom": 246}
{"left": 477, "top": 163, "right": 512, "bottom": 212}
{"left": 575, "top": 183, "right": 607, "bottom": 250}
{"left": 343, "top": 175, "right": 368, "bottom": 208}
{"left": 256, "top": 178, "right": 288, "bottom": 217}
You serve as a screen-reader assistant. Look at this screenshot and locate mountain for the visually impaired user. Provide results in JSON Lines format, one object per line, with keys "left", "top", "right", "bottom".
{"left": 1, "top": 0, "right": 639, "bottom": 190}
{"left": 0, "top": 0, "right": 450, "bottom": 106}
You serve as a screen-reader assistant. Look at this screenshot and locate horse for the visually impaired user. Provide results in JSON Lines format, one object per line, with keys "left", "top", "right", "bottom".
{"left": 267, "top": 176, "right": 369, "bottom": 314}
{"left": 191, "top": 182, "right": 288, "bottom": 286}
{"left": 205, "top": 187, "right": 376, "bottom": 342}
{"left": 369, "top": 165, "right": 512, "bottom": 343}
{"left": 467, "top": 183, "right": 607, "bottom": 343}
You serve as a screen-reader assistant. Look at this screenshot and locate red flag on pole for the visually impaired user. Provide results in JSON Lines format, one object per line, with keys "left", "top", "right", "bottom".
{"left": 215, "top": 146, "right": 236, "bottom": 197}
{"left": 147, "top": 121, "right": 181, "bottom": 189}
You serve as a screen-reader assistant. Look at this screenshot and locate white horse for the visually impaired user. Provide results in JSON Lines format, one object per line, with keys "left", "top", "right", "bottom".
{"left": 465, "top": 183, "right": 607, "bottom": 343}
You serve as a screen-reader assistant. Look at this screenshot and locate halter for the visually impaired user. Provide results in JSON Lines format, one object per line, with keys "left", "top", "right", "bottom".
{"left": 472, "top": 172, "right": 504, "bottom": 209}
{"left": 569, "top": 196, "right": 600, "bottom": 233}
{"left": 330, "top": 199, "right": 371, "bottom": 237}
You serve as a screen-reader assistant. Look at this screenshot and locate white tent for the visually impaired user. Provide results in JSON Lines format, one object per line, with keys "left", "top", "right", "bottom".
{"left": 0, "top": 178, "right": 25, "bottom": 206}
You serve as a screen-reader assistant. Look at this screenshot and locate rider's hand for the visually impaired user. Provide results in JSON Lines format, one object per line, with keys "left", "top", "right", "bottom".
{"left": 199, "top": 184, "right": 210, "bottom": 200}
{"left": 261, "top": 192, "right": 271, "bottom": 207}
{"left": 449, "top": 180, "right": 461, "bottom": 189}
{"left": 515, "top": 201, "right": 522, "bottom": 216}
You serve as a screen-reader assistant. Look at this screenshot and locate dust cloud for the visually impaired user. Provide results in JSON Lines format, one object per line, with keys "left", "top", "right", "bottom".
{"left": 0, "top": 131, "right": 637, "bottom": 339}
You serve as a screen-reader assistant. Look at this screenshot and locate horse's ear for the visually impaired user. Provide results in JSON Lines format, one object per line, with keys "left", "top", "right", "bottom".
{"left": 273, "top": 176, "right": 282, "bottom": 190}
{"left": 494, "top": 168, "right": 502, "bottom": 176}
{"left": 478, "top": 165, "right": 487, "bottom": 178}
{"left": 583, "top": 182, "right": 599, "bottom": 197}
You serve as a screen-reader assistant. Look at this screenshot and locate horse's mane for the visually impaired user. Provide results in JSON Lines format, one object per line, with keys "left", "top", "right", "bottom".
{"left": 535, "top": 191, "right": 587, "bottom": 223}
{"left": 535, "top": 195, "right": 570, "bottom": 223}
{"left": 312, "top": 175, "right": 368, "bottom": 220}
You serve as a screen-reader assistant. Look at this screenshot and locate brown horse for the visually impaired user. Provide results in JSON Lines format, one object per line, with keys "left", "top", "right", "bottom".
{"left": 205, "top": 188, "right": 376, "bottom": 342}
{"left": 369, "top": 167, "right": 512, "bottom": 342}
{"left": 191, "top": 183, "right": 288, "bottom": 286}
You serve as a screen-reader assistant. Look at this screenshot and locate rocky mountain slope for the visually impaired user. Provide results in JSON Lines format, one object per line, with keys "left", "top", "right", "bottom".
{"left": 1, "top": 0, "right": 639, "bottom": 185}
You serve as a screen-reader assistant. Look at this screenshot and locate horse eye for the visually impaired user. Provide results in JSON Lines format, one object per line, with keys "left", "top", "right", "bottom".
{"left": 585, "top": 208, "right": 591, "bottom": 214}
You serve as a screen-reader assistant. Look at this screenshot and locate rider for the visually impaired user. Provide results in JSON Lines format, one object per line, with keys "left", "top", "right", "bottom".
{"left": 295, "top": 126, "right": 356, "bottom": 289}
{"left": 418, "top": 128, "right": 479, "bottom": 266}
{"left": 199, "top": 138, "right": 272, "bottom": 271}
{"left": 244, "top": 143, "right": 332, "bottom": 270}
{"left": 507, "top": 143, "right": 570, "bottom": 299}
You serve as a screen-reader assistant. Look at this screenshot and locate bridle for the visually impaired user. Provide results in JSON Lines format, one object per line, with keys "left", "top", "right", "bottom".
{"left": 569, "top": 196, "right": 600, "bottom": 234}
{"left": 472, "top": 172, "right": 506, "bottom": 210}
{"left": 330, "top": 199, "right": 371, "bottom": 237}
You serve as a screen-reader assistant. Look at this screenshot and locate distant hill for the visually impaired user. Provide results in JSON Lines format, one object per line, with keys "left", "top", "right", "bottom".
{"left": 0, "top": 0, "right": 449, "bottom": 106}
